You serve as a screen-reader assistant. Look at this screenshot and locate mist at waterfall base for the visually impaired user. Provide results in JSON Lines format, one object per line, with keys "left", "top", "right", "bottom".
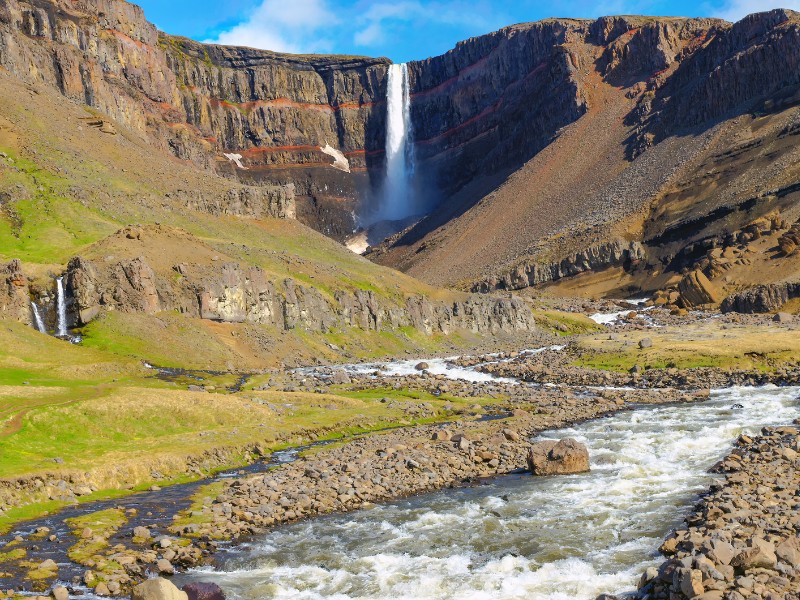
{"left": 358, "top": 63, "right": 429, "bottom": 237}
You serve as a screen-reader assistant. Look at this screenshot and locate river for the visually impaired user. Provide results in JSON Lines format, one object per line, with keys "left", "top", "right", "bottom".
{"left": 177, "top": 385, "right": 799, "bottom": 600}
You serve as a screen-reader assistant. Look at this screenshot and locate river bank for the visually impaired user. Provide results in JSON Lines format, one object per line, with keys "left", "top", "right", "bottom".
{"left": 638, "top": 423, "right": 800, "bottom": 600}
{"left": 3, "top": 306, "right": 800, "bottom": 599}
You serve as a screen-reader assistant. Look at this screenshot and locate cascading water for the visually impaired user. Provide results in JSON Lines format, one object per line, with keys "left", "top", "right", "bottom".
{"left": 55, "top": 277, "right": 67, "bottom": 337}
{"left": 30, "top": 302, "right": 46, "bottom": 333}
{"left": 380, "top": 63, "right": 415, "bottom": 222}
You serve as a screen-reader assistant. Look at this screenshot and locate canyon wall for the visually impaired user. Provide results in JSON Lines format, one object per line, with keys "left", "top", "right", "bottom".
{"left": 0, "top": 0, "right": 389, "bottom": 237}
{"left": 3, "top": 0, "right": 800, "bottom": 297}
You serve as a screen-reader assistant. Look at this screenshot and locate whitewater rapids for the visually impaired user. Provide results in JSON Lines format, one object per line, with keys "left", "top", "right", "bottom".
{"left": 181, "top": 386, "right": 798, "bottom": 599}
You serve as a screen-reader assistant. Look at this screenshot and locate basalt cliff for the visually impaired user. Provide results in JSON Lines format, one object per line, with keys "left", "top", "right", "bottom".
{"left": 2, "top": 0, "right": 800, "bottom": 324}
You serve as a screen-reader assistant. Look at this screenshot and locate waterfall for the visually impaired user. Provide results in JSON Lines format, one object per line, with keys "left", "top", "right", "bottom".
{"left": 56, "top": 277, "right": 67, "bottom": 337}
{"left": 31, "top": 302, "right": 46, "bottom": 333}
{"left": 381, "top": 63, "right": 415, "bottom": 221}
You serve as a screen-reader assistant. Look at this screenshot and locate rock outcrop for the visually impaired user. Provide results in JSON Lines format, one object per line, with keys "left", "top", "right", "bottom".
{"left": 64, "top": 255, "right": 538, "bottom": 335}
{"left": 526, "top": 438, "right": 590, "bottom": 475}
{"left": 177, "top": 185, "right": 296, "bottom": 220}
{"left": 721, "top": 282, "right": 800, "bottom": 314}
{"left": 0, "top": 259, "right": 30, "bottom": 324}
{"left": 677, "top": 270, "right": 724, "bottom": 308}
{"left": 473, "top": 241, "right": 646, "bottom": 293}
{"left": 631, "top": 10, "right": 800, "bottom": 152}
{"left": 778, "top": 220, "right": 800, "bottom": 256}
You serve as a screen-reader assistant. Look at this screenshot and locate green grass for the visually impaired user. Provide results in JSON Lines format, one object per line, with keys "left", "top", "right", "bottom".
{"left": 79, "top": 312, "right": 244, "bottom": 370}
{"left": 0, "top": 548, "right": 26, "bottom": 563}
{"left": 573, "top": 325, "right": 800, "bottom": 373}
{"left": 533, "top": 310, "right": 604, "bottom": 336}
{"left": 169, "top": 480, "right": 226, "bottom": 536}
{"left": 0, "top": 148, "right": 118, "bottom": 264}
{"left": 65, "top": 508, "right": 127, "bottom": 566}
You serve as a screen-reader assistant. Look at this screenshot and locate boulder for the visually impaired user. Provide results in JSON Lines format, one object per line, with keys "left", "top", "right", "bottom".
{"left": 638, "top": 338, "right": 653, "bottom": 349}
{"left": 774, "top": 312, "right": 794, "bottom": 323}
{"left": 776, "top": 537, "right": 800, "bottom": 568}
{"left": 132, "top": 579, "right": 188, "bottom": 600}
{"left": 414, "top": 362, "right": 429, "bottom": 371}
{"left": 527, "top": 438, "right": 590, "bottom": 475}
{"left": 431, "top": 429, "right": 451, "bottom": 442}
{"left": 157, "top": 558, "right": 175, "bottom": 574}
{"left": 51, "top": 586, "right": 69, "bottom": 600}
{"left": 39, "top": 559, "right": 58, "bottom": 571}
{"left": 731, "top": 538, "right": 777, "bottom": 571}
{"left": 182, "top": 583, "right": 226, "bottom": 600}
{"left": 678, "top": 270, "right": 723, "bottom": 307}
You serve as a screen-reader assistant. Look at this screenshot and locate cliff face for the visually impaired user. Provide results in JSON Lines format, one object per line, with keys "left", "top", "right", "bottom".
{"left": 373, "top": 10, "right": 800, "bottom": 301}
{"left": 3, "top": 0, "right": 800, "bottom": 301}
{"left": 0, "top": 0, "right": 680, "bottom": 243}
{"left": 631, "top": 10, "right": 800, "bottom": 153}
{"left": 0, "top": 0, "right": 390, "bottom": 238}
{"left": 407, "top": 21, "right": 587, "bottom": 204}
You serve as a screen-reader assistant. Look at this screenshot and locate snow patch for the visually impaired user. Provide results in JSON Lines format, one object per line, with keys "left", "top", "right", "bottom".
{"left": 223, "top": 153, "right": 248, "bottom": 169}
{"left": 320, "top": 143, "right": 351, "bottom": 173}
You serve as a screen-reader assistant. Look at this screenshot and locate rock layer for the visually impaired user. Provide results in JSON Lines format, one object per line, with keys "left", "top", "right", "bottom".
{"left": 722, "top": 282, "right": 800, "bottom": 314}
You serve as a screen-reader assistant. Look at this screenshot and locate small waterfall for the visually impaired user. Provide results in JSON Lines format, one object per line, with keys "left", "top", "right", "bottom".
{"left": 31, "top": 302, "right": 46, "bottom": 333}
{"left": 381, "top": 63, "right": 415, "bottom": 221}
{"left": 56, "top": 277, "right": 67, "bottom": 337}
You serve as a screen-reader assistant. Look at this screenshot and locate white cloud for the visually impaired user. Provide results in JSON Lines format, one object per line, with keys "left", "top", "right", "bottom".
{"left": 209, "top": 0, "right": 338, "bottom": 53}
{"left": 354, "top": 22, "right": 384, "bottom": 46}
{"left": 713, "top": 0, "right": 800, "bottom": 22}
{"left": 352, "top": 1, "right": 503, "bottom": 48}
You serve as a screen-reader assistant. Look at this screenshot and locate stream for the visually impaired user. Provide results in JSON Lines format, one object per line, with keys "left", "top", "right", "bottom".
{"left": 176, "top": 385, "right": 800, "bottom": 600}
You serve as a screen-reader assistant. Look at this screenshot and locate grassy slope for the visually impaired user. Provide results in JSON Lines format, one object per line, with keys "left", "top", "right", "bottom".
{"left": 0, "top": 73, "right": 483, "bottom": 529}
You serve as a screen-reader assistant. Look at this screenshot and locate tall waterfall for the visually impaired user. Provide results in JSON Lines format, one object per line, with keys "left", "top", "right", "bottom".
{"left": 31, "top": 302, "right": 46, "bottom": 333}
{"left": 56, "top": 277, "right": 67, "bottom": 337}
{"left": 381, "top": 63, "right": 414, "bottom": 221}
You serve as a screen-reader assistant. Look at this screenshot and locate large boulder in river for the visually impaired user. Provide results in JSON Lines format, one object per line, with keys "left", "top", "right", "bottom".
{"left": 132, "top": 579, "right": 188, "bottom": 600}
{"left": 182, "top": 582, "right": 226, "bottom": 600}
{"left": 527, "top": 438, "right": 590, "bottom": 475}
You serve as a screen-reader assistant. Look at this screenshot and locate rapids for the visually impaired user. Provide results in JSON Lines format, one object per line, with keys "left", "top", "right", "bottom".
{"left": 180, "top": 386, "right": 799, "bottom": 599}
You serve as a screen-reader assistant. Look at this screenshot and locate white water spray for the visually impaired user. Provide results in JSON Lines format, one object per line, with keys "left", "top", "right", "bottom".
{"left": 56, "top": 277, "right": 67, "bottom": 337}
{"left": 381, "top": 63, "right": 414, "bottom": 221}
{"left": 31, "top": 302, "right": 46, "bottom": 333}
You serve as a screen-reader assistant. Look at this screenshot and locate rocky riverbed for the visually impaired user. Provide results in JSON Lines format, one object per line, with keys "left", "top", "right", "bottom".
{"left": 0, "top": 384, "right": 706, "bottom": 598}
{"left": 638, "top": 424, "right": 800, "bottom": 600}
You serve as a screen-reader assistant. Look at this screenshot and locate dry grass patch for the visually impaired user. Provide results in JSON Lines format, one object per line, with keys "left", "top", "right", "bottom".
{"left": 575, "top": 321, "right": 800, "bottom": 371}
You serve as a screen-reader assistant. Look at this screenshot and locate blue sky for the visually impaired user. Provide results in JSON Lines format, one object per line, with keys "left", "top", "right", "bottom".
{"left": 134, "top": 0, "right": 800, "bottom": 62}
